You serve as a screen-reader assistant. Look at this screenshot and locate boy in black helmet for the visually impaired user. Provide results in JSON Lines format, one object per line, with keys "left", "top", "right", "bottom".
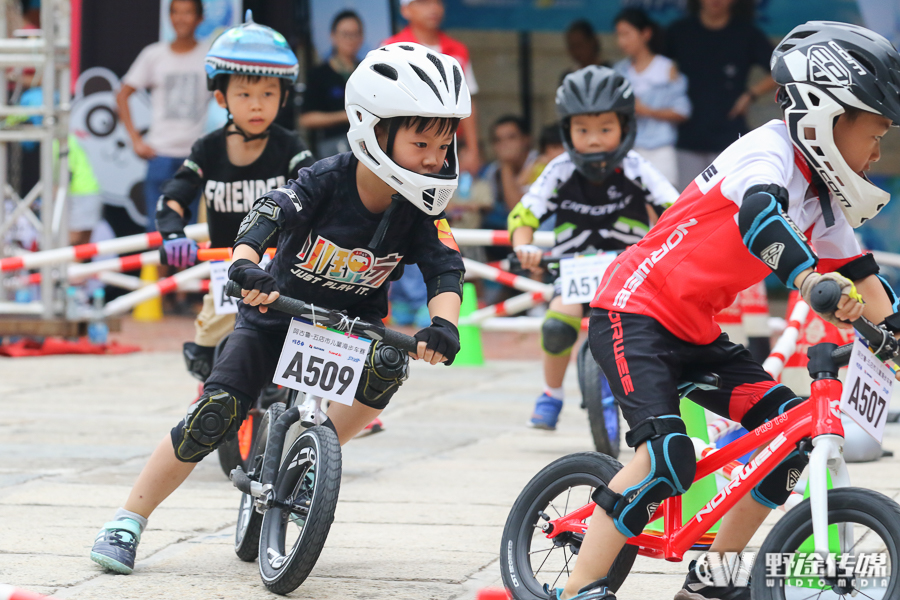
{"left": 556, "top": 21, "right": 900, "bottom": 600}
{"left": 510, "top": 65, "right": 678, "bottom": 430}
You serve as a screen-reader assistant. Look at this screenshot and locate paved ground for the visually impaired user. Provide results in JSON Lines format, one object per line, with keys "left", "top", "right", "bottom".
{"left": 2, "top": 351, "right": 900, "bottom": 599}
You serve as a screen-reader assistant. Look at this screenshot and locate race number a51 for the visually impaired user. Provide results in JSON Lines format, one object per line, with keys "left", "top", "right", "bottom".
{"left": 559, "top": 253, "right": 616, "bottom": 305}
{"left": 273, "top": 317, "right": 372, "bottom": 406}
{"left": 840, "top": 338, "right": 894, "bottom": 443}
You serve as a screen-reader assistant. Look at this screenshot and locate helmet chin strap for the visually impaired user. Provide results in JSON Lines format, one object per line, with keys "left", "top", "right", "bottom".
{"left": 224, "top": 114, "right": 270, "bottom": 141}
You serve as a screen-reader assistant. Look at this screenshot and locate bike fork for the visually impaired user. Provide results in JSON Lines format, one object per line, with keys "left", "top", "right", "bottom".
{"left": 808, "top": 434, "right": 851, "bottom": 576}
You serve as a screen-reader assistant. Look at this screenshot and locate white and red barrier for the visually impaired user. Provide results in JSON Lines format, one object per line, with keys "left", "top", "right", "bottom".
{"left": 453, "top": 228, "right": 553, "bottom": 248}
{"left": 762, "top": 300, "right": 810, "bottom": 379}
{"left": 0, "top": 585, "right": 60, "bottom": 600}
{"left": 0, "top": 223, "right": 209, "bottom": 273}
{"left": 102, "top": 261, "right": 212, "bottom": 317}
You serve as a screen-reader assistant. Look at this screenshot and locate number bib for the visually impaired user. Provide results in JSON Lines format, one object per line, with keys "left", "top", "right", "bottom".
{"left": 559, "top": 253, "right": 617, "bottom": 305}
{"left": 840, "top": 338, "right": 894, "bottom": 443}
{"left": 210, "top": 255, "right": 272, "bottom": 315}
{"left": 273, "top": 317, "right": 372, "bottom": 406}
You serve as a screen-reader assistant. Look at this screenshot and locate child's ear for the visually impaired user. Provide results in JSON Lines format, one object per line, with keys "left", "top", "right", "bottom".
{"left": 214, "top": 90, "right": 228, "bottom": 109}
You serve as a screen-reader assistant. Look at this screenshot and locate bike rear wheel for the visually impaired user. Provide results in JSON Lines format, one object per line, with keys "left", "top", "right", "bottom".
{"left": 500, "top": 452, "right": 637, "bottom": 600}
{"left": 576, "top": 342, "right": 620, "bottom": 458}
{"left": 258, "top": 425, "right": 341, "bottom": 595}
{"left": 752, "top": 487, "right": 900, "bottom": 599}
{"left": 234, "top": 402, "right": 285, "bottom": 562}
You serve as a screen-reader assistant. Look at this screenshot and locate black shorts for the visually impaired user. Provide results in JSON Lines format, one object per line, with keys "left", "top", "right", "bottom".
{"left": 588, "top": 308, "right": 796, "bottom": 433}
{"left": 205, "top": 325, "right": 287, "bottom": 416}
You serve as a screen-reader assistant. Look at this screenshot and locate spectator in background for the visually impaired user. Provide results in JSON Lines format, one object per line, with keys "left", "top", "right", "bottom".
{"left": 481, "top": 116, "right": 537, "bottom": 248}
{"left": 519, "top": 123, "right": 566, "bottom": 188}
{"left": 613, "top": 8, "right": 691, "bottom": 186}
{"left": 117, "top": 0, "right": 209, "bottom": 232}
{"left": 383, "top": 0, "right": 482, "bottom": 174}
{"left": 562, "top": 19, "right": 607, "bottom": 80}
{"left": 299, "top": 10, "right": 363, "bottom": 158}
{"left": 665, "top": 0, "right": 776, "bottom": 191}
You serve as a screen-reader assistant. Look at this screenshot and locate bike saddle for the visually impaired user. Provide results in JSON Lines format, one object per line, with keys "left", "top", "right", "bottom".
{"left": 678, "top": 370, "right": 721, "bottom": 391}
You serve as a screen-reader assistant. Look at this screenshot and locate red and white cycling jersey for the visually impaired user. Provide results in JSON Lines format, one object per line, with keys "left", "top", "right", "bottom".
{"left": 591, "top": 119, "right": 864, "bottom": 345}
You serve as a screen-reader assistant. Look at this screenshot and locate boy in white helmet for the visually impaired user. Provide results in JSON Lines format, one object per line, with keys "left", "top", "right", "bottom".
{"left": 553, "top": 21, "right": 900, "bottom": 600}
{"left": 89, "top": 42, "right": 469, "bottom": 575}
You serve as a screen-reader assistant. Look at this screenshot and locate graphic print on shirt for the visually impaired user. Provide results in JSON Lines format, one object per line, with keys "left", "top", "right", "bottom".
{"left": 204, "top": 176, "right": 286, "bottom": 213}
{"left": 163, "top": 73, "right": 202, "bottom": 120}
{"left": 290, "top": 234, "right": 403, "bottom": 296}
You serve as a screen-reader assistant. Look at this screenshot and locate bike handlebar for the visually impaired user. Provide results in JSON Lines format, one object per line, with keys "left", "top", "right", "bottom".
{"left": 224, "top": 281, "right": 419, "bottom": 353}
{"left": 808, "top": 279, "right": 900, "bottom": 363}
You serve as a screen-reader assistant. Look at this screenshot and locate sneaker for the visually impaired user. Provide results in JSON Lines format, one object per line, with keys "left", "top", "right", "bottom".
{"left": 90, "top": 518, "right": 141, "bottom": 574}
{"left": 529, "top": 393, "right": 564, "bottom": 430}
{"left": 546, "top": 577, "right": 616, "bottom": 599}
{"left": 673, "top": 560, "right": 751, "bottom": 600}
{"left": 355, "top": 418, "right": 385, "bottom": 438}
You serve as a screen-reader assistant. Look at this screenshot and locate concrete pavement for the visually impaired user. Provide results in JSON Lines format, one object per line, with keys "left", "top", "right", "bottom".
{"left": 1, "top": 352, "right": 900, "bottom": 599}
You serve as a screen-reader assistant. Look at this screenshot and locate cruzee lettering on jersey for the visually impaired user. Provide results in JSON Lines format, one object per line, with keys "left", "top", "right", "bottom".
{"left": 518, "top": 150, "right": 677, "bottom": 255}
{"left": 162, "top": 123, "right": 314, "bottom": 249}
{"left": 592, "top": 120, "right": 866, "bottom": 345}
{"left": 237, "top": 152, "right": 464, "bottom": 333}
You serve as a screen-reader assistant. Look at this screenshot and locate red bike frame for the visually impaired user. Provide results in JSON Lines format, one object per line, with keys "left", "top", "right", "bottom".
{"left": 542, "top": 378, "right": 845, "bottom": 561}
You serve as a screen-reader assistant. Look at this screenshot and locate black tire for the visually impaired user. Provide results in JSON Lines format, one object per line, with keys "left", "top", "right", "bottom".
{"left": 576, "top": 342, "right": 620, "bottom": 458}
{"left": 258, "top": 425, "right": 342, "bottom": 595}
{"left": 234, "top": 402, "right": 285, "bottom": 562}
{"left": 751, "top": 487, "right": 900, "bottom": 599}
{"left": 500, "top": 452, "right": 638, "bottom": 600}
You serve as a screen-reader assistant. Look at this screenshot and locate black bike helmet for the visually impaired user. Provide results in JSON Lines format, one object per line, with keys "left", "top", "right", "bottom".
{"left": 771, "top": 21, "right": 900, "bottom": 227}
{"left": 555, "top": 65, "right": 636, "bottom": 182}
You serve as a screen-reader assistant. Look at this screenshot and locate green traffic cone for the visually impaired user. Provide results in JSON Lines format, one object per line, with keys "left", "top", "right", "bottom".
{"left": 453, "top": 282, "right": 484, "bottom": 366}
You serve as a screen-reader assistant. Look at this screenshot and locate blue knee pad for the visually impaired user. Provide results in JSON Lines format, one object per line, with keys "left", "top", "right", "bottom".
{"left": 751, "top": 396, "right": 809, "bottom": 508}
{"left": 592, "top": 416, "right": 696, "bottom": 537}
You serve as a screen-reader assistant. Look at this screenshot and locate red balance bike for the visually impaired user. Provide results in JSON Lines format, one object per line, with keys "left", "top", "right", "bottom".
{"left": 500, "top": 280, "right": 900, "bottom": 599}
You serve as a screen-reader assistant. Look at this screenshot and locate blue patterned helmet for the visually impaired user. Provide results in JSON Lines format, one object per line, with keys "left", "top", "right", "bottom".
{"left": 205, "top": 10, "right": 299, "bottom": 91}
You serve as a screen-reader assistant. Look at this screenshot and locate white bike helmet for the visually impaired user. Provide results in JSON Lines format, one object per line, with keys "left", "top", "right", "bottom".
{"left": 771, "top": 21, "right": 900, "bottom": 228}
{"left": 345, "top": 42, "right": 472, "bottom": 216}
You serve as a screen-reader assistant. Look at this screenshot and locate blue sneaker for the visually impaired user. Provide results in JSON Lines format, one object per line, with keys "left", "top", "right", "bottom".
{"left": 546, "top": 577, "right": 616, "bottom": 599}
{"left": 529, "top": 393, "right": 564, "bottom": 430}
{"left": 90, "top": 518, "right": 141, "bottom": 574}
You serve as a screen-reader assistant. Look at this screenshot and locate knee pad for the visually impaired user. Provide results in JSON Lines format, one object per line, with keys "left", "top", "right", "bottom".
{"left": 541, "top": 310, "right": 580, "bottom": 356}
{"left": 171, "top": 389, "right": 242, "bottom": 462}
{"left": 355, "top": 342, "right": 409, "bottom": 410}
{"left": 592, "top": 416, "right": 697, "bottom": 537}
{"left": 183, "top": 342, "right": 215, "bottom": 382}
{"left": 751, "top": 396, "right": 809, "bottom": 508}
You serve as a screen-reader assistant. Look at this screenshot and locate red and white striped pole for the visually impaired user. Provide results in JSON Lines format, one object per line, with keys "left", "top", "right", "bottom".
{"left": 460, "top": 288, "right": 554, "bottom": 326}
{"left": 0, "top": 223, "right": 209, "bottom": 273}
{"left": 763, "top": 300, "right": 810, "bottom": 379}
{"left": 102, "top": 261, "right": 212, "bottom": 317}
{"left": 462, "top": 258, "right": 551, "bottom": 294}
{"left": 452, "top": 229, "right": 553, "bottom": 248}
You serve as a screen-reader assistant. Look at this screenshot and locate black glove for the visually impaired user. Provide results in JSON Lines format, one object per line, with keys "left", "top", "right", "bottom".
{"left": 228, "top": 258, "right": 278, "bottom": 295}
{"left": 413, "top": 316, "right": 461, "bottom": 365}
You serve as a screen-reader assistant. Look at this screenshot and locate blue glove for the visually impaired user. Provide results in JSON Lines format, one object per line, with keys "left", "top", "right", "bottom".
{"left": 162, "top": 235, "right": 198, "bottom": 268}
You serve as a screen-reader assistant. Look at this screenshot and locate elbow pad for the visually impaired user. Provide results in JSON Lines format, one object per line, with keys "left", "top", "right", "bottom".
{"left": 234, "top": 194, "right": 284, "bottom": 257}
{"left": 508, "top": 203, "right": 540, "bottom": 238}
{"left": 425, "top": 270, "right": 464, "bottom": 302}
{"left": 738, "top": 185, "right": 816, "bottom": 289}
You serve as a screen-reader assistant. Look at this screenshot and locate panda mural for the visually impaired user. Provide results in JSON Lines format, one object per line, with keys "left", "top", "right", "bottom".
{"left": 71, "top": 67, "right": 152, "bottom": 236}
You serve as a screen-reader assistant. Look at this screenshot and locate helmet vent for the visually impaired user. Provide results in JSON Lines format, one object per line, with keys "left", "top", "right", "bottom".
{"left": 390, "top": 175, "right": 403, "bottom": 185}
{"left": 849, "top": 51, "right": 875, "bottom": 74}
{"left": 453, "top": 66, "right": 462, "bottom": 102}
{"left": 371, "top": 63, "right": 398, "bottom": 81}
{"left": 436, "top": 188, "right": 453, "bottom": 208}
{"left": 359, "top": 141, "right": 379, "bottom": 166}
{"left": 426, "top": 53, "right": 449, "bottom": 91}
{"left": 823, "top": 161, "right": 833, "bottom": 171}
{"left": 399, "top": 45, "right": 415, "bottom": 51}
{"left": 834, "top": 175, "right": 844, "bottom": 186}
{"left": 411, "top": 63, "right": 444, "bottom": 105}
{"left": 808, "top": 92, "right": 821, "bottom": 106}
{"left": 804, "top": 127, "right": 816, "bottom": 140}
{"left": 790, "top": 29, "right": 814, "bottom": 40}
{"left": 812, "top": 145, "right": 825, "bottom": 157}
{"left": 566, "top": 80, "right": 584, "bottom": 104}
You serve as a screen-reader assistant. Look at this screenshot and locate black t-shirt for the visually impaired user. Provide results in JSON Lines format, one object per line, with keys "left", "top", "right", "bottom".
{"left": 664, "top": 16, "right": 773, "bottom": 153}
{"left": 161, "top": 124, "right": 314, "bottom": 248}
{"left": 302, "top": 61, "right": 351, "bottom": 141}
{"left": 236, "top": 152, "right": 465, "bottom": 333}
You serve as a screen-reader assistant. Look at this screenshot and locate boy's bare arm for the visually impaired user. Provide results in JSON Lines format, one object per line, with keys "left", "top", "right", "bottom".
{"left": 116, "top": 84, "right": 155, "bottom": 160}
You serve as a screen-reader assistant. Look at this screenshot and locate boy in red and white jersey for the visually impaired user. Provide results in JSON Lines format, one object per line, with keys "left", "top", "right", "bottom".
{"left": 552, "top": 21, "right": 900, "bottom": 600}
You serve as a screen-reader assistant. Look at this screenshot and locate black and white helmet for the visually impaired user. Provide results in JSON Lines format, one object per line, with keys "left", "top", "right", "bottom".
{"left": 772, "top": 21, "right": 900, "bottom": 227}
{"left": 556, "top": 65, "right": 636, "bottom": 182}
{"left": 345, "top": 43, "right": 472, "bottom": 216}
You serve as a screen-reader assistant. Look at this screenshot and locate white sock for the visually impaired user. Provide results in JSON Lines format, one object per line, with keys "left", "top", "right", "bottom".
{"left": 114, "top": 508, "right": 148, "bottom": 533}
{"left": 544, "top": 386, "right": 565, "bottom": 401}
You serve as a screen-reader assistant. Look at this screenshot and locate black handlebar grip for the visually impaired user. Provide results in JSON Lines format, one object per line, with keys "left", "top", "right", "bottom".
{"left": 224, "top": 280, "right": 242, "bottom": 299}
{"left": 382, "top": 328, "right": 419, "bottom": 354}
{"left": 808, "top": 279, "right": 843, "bottom": 314}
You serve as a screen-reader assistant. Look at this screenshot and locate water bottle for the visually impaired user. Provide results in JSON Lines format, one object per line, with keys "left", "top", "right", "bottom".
{"left": 88, "top": 287, "right": 108, "bottom": 345}
{"left": 65, "top": 286, "right": 79, "bottom": 320}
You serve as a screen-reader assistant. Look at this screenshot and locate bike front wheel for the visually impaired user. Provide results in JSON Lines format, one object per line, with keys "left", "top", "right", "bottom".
{"left": 500, "top": 452, "right": 637, "bottom": 600}
{"left": 258, "top": 425, "right": 342, "bottom": 595}
{"left": 576, "top": 342, "right": 620, "bottom": 458}
{"left": 752, "top": 487, "right": 900, "bottom": 599}
{"left": 234, "top": 402, "right": 285, "bottom": 562}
